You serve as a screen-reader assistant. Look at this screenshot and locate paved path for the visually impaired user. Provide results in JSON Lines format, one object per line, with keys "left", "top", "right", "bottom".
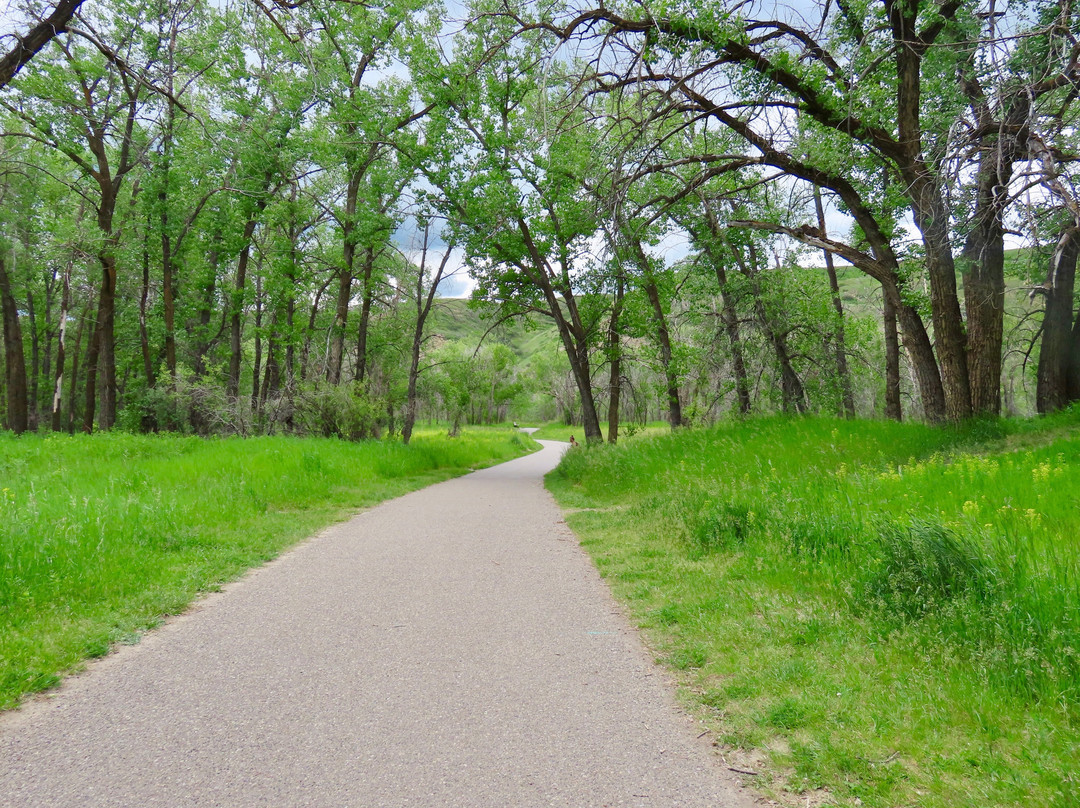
{"left": 0, "top": 441, "right": 754, "bottom": 808}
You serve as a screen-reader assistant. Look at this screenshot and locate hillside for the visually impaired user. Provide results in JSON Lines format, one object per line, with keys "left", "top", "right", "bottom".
{"left": 426, "top": 298, "right": 560, "bottom": 359}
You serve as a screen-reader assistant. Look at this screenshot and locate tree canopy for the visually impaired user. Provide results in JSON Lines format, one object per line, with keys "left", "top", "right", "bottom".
{"left": 1, "top": 0, "right": 1077, "bottom": 437}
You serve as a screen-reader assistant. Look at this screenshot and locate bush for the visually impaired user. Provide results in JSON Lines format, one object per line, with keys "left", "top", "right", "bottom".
{"left": 293, "top": 381, "right": 384, "bottom": 440}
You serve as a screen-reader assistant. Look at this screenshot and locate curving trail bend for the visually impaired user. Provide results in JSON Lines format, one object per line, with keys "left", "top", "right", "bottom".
{"left": 0, "top": 440, "right": 753, "bottom": 808}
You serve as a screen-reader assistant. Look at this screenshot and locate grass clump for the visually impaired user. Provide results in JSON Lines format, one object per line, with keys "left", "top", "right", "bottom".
{"left": 547, "top": 414, "right": 1080, "bottom": 807}
{"left": 0, "top": 427, "right": 535, "bottom": 711}
{"left": 864, "top": 518, "right": 990, "bottom": 620}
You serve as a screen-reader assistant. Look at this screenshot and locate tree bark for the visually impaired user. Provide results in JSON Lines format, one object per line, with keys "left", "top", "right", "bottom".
{"left": 630, "top": 239, "right": 683, "bottom": 429}
{"left": 51, "top": 260, "right": 70, "bottom": 431}
{"left": 0, "top": 254, "right": 28, "bottom": 433}
{"left": 251, "top": 275, "right": 264, "bottom": 416}
{"left": 695, "top": 203, "right": 751, "bottom": 415}
{"left": 517, "top": 217, "right": 603, "bottom": 443}
{"left": 227, "top": 216, "right": 261, "bottom": 399}
{"left": 736, "top": 240, "right": 807, "bottom": 414}
{"left": 326, "top": 268, "right": 352, "bottom": 384}
{"left": 1037, "top": 227, "right": 1080, "bottom": 413}
{"left": 1069, "top": 309, "right": 1080, "bottom": 403}
{"left": 300, "top": 278, "right": 331, "bottom": 382}
{"left": 0, "top": 0, "right": 84, "bottom": 89}
{"left": 883, "top": 289, "right": 902, "bottom": 420}
{"left": 160, "top": 135, "right": 178, "bottom": 383}
{"left": 25, "top": 289, "right": 39, "bottom": 428}
{"left": 404, "top": 228, "right": 453, "bottom": 445}
{"left": 960, "top": 166, "right": 1009, "bottom": 417}
{"left": 353, "top": 247, "right": 376, "bottom": 384}
{"left": 67, "top": 295, "right": 91, "bottom": 433}
{"left": 606, "top": 273, "right": 625, "bottom": 444}
{"left": 139, "top": 220, "right": 156, "bottom": 393}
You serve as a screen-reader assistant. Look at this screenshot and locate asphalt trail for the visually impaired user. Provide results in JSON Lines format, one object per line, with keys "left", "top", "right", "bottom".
{"left": 0, "top": 440, "right": 754, "bottom": 807}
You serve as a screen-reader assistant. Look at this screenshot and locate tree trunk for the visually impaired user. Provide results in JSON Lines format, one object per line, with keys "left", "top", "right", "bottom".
{"left": 403, "top": 320, "right": 422, "bottom": 445}
{"left": 883, "top": 289, "right": 902, "bottom": 421}
{"left": 82, "top": 285, "right": 105, "bottom": 433}
{"left": 1069, "top": 309, "right": 1080, "bottom": 402}
{"left": 904, "top": 171, "right": 972, "bottom": 421}
{"left": 631, "top": 238, "right": 682, "bottom": 429}
{"left": 89, "top": 244, "right": 120, "bottom": 431}
{"left": 328, "top": 163, "right": 365, "bottom": 385}
{"left": 259, "top": 320, "right": 280, "bottom": 415}
{"left": 696, "top": 205, "right": 751, "bottom": 415}
{"left": 404, "top": 226, "right": 453, "bottom": 445}
{"left": 736, "top": 241, "right": 806, "bottom": 414}
{"left": 51, "top": 261, "right": 70, "bottom": 432}
{"left": 300, "top": 279, "right": 330, "bottom": 382}
{"left": 606, "top": 274, "right": 624, "bottom": 444}
{"left": 139, "top": 223, "right": 156, "bottom": 394}
{"left": 161, "top": 200, "right": 177, "bottom": 383}
{"left": 1038, "top": 227, "right": 1080, "bottom": 413}
{"left": 516, "top": 218, "right": 602, "bottom": 443}
{"left": 0, "top": 254, "right": 28, "bottom": 433}
{"left": 191, "top": 229, "right": 223, "bottom": 379}
{"left": 326, "top": 268, "right": 352, "bottom": 384}
{"left": 159, "top": 101, "right": 178, "bottom": 384}
{"left": 890, "top": 1, "right": 970, "bottom": 421}
{"left": 227, "top": 216, "right": 260, "bottom": 399}
{"left": 718, "top": 282, "right": 751, "bottom": 415}
{"left": 25, "top": 289, "right": 39, "bottom": 428}
{"left": 773, "top": 326, "right": 807, "bottom": 414}
{"left": 251, "top": 275, "right": 264, "bottom": 416}
{"left": 41, "top": 277, "right": 54, "bottom": 430}
{"left": 67, "top": 296, "right": 91, "bottom": 433}
{"left": 354, "top": 247, "right": 377, "bottom": 384}
{"left": 960, "top": 180, "right": 1007, "bottom": 417}
{"left": 886, "top": 284, "right": 945, "bottom": 422}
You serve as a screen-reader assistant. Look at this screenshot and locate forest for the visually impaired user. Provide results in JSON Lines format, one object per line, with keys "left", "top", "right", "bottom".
{"left": 0, "top": 0, "right": 1078, "bottom": 441}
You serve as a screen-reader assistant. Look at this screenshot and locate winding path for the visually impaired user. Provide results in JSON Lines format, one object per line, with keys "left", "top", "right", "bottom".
{"left": 0, "top": 441, "right": 753, "bottom": 807}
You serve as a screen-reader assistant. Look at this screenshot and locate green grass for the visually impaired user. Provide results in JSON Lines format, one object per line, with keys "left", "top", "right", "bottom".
{"left": 0, "top": 427, "right": 537, "bottom": 711}
{"left": 546, "top": 412, "right": 1080, "bottom": 807}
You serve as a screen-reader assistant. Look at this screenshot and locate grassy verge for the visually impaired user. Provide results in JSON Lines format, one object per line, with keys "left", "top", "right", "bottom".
{"left": 1, "top": 427, "right": 536, "bottom": 711}
{"left": 546, "top": 413, "right": 1080, "bottom": 808}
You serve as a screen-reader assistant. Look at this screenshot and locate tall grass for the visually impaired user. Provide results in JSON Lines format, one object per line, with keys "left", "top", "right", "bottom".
{"left": 0, "top": 428, "right": 535, "bottom": 710}
{"left": 548, "top": 413, "right": 1080, "bottom": 807}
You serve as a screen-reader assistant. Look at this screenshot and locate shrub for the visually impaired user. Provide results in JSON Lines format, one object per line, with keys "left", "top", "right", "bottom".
{"left": 293, "top": 381, "right": 384, "bottom": 440}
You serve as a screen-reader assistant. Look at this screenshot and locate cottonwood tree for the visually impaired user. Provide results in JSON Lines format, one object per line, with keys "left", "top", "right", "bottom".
{"left": 298, "top": 0, "right": 434, "bottom": 385}
{"left": 399, "top": 215, "right": 462, "bottom": 443}
{"left": 515, "top": 0, "right": 1080, "bottom": 421}
{"left": 0, "top": 0, "right": 164, "bottom": 430}
{"left": 417, "top": 7, "right": 609, "bottom": 442}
